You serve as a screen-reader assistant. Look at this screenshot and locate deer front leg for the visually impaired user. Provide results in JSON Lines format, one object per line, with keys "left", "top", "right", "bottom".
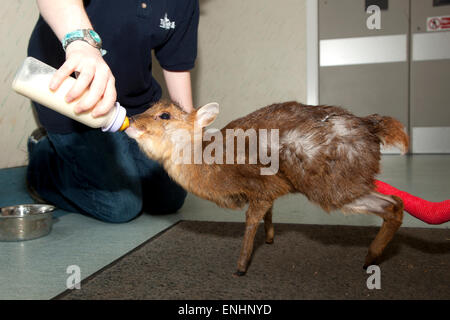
{"left": 235, "top": 201, "right": 273, "bottom": 276}
{"left": 264, "top": 206, "right": 274, "bottom": 244}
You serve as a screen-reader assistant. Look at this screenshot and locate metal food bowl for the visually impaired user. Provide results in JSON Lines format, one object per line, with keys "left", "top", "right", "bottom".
{"left": 0, "top": 204, "right": 55, "bottom": 241}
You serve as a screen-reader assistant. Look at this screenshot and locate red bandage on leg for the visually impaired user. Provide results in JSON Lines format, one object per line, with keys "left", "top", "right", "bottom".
{"left": 375, "top": 180, "right": 450, "bottom": 225}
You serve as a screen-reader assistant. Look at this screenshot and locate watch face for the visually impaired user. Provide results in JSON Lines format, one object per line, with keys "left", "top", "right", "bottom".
{"left": 88, "top": 30, "right": 102, "bottom": 45}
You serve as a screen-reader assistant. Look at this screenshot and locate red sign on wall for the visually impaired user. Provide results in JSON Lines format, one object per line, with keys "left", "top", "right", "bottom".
{"left": 427, "top": 16, "right": 450, "bottom": 32}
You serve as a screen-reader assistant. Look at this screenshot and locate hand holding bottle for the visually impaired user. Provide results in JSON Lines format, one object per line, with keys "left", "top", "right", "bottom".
{"left": 49, "top": 40, "right": 116, "bottom": 118}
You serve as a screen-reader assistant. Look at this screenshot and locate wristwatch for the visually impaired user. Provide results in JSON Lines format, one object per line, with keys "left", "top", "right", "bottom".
{"left": 62, "top": 29, "right": 107, "bottom": 56}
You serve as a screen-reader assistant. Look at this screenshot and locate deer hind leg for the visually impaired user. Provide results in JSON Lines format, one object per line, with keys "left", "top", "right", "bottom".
{"left": 264, "top": 206, "right": 274, "bottom": 244}
{"left": 235, "top": 201, "right": 273, "bottom": 276}
{"left": 342, "top": 192, "right": 404, "bottom": 268}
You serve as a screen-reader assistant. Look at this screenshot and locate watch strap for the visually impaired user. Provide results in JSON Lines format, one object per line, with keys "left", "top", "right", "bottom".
{"left": 62, "top": 29, "right": 107, "bottom": 56}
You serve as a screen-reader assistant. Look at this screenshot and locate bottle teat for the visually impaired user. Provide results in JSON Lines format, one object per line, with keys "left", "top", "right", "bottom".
{"left": 102, "top": 102, "right": 128, "bottom": 132}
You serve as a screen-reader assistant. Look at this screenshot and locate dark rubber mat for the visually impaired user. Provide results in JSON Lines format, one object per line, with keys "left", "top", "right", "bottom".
{"left": 57, "top": 221, "right": 450, "bottom": 300}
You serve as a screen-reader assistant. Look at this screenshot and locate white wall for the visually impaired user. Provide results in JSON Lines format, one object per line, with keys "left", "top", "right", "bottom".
{"left": 0, "top": 1, "right": 39, "bottom": 168}
{"left": 192, "top": 0, "right": 307, "bottom": 130}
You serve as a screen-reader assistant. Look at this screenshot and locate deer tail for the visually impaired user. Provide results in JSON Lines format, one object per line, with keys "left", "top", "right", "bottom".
{"left": 364, "top": 114, "right": 409, "bottom": 154}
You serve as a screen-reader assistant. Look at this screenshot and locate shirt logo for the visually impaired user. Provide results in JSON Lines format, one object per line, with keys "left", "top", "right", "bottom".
{"left": 160, "top": 13, "right": 176, "bottom": 30}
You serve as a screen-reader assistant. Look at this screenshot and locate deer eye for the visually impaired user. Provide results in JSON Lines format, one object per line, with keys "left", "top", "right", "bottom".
{"left": 159, "top": 112, "right": 171, "bottom": 120}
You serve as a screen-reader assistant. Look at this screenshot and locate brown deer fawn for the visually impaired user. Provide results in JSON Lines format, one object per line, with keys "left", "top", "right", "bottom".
{"left": 126, "top": 100, "right": 408, "bottom": 276}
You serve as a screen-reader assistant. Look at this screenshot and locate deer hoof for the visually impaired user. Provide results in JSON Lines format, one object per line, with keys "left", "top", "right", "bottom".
{"left": 364, "top": 251, "right": 381, "bottom": 269}
{"left": 233, "top": 270, "right": 246, "bottom": 277}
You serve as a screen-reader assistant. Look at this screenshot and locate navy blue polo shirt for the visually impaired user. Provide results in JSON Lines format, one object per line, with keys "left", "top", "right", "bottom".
{"left": 28, "top": 0, "right": 199, "bottom": 133}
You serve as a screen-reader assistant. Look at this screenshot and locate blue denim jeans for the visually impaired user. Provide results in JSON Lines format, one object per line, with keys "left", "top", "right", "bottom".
{"left": 27, "top": 129, "right": 187, "bottom": 223}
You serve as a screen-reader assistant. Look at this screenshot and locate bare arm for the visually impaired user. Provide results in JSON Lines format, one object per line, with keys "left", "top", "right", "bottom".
{"left": 162, "top": 70, "right": 194, "bottom": 113}
{"left": 37, "top": 0, "right": 92, "bottom": 40}
{"left": 36, "top": 0, "right": 116, "bottom": 117}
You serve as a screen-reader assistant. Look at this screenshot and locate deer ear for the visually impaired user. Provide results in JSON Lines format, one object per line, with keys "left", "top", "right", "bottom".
{"left": 195, "top": 102, "right": 219, "bottom": 128}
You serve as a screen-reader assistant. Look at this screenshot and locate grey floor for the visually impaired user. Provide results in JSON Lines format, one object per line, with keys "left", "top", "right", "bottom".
{"left": 0, "top": 155, "right": 449, "bottom": 299}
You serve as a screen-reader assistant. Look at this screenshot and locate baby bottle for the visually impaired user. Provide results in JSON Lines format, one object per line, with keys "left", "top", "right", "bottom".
{"left": 12, "top": 57, "right": 129, "bottom": 132}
